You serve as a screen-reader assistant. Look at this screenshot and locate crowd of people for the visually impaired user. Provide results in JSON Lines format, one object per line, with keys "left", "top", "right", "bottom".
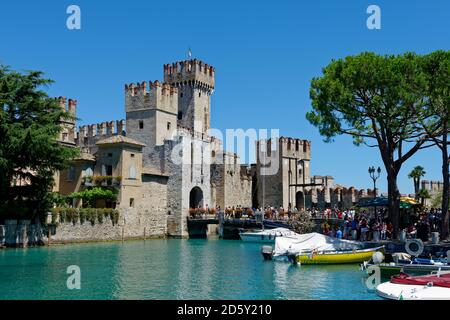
{"left": 194, "top": 204, "right": 447, "bottom": 243}
{"left": 320, "top": 208, "right": 393, "bottom": 241}
{"left": 319, "top": 207, "right": 447, "bottom": 242}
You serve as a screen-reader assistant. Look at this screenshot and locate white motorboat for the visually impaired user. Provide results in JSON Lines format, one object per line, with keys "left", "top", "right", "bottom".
{"left": 239, "top": 227, "right": 297, "bottom": 243}
{"left": 376, "top": 272, "right": 450, "bottom": 300}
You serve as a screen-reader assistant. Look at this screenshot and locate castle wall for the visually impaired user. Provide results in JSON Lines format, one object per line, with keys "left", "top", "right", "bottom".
{"left": 421, "top": 180, "right": 444, "bottom": 207}
{"left": 162, "top": 134, "right": 212, "bottom": 238}
{"left": 211, "top": 153, "right": 252, "bottom": 209}
{"left": 255, "top": 140, "right": 283, "bottom": 208}
{"left": 76, "top": 120, "right": 125, "bottom": 154}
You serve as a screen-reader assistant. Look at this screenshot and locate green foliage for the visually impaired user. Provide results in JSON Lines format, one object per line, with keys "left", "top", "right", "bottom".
{"left": 420, "top": 51, "right": 450, "bottom": 131}
{"left": 306, "top": 52, "right": 428, "bottom": 149}
{"left": 430, "top": 190, "right": 450, "bottom": 208}
{"left": 69, "top": 187, "right": 118, "bottom": 207}
{"left": 416, "top": 188, "right": 429, "bottom": 203}
{"left": 48, "top": 192, "right": 70, "bottom": 207}
{"left": 0, "top": 65, "right": 79, "bottom": 220}
{"left": 305, "top": 51, "right": 449, "bottom": 236}
{"left": 408, "top": 166, "right": 426, "bottom": 198}
{"left": 288, "top": 212, "right": 315, "bottom": 234}
{"left": 408, "top": 166, "right": 426, "bottom": 180}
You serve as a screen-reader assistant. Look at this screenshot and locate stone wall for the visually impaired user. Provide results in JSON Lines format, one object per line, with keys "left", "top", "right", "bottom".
{"left": 45, "top": 197, "right": 166, "bottom": 243}
{"left": 2, "top": 219, "right": 45, "bottom": 247}
{"left": 50, "top": 206, "right": 166, "bottom": 243}
{"left": 211, "top": 153, "right": 252, "bottom": 209}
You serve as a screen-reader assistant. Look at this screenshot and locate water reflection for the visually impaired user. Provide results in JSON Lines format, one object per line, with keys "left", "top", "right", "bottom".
{"left": 0, "top": 240, "right": 380, "bottom": 300}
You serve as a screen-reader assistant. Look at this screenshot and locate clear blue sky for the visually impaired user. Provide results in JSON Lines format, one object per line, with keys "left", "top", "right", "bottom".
{"left": 1, "top": 0, "right": 449, "bottom": 194}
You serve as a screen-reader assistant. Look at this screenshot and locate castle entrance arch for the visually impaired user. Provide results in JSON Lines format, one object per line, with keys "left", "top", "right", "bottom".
{"left": 295, "top": 191, "right": 305, "bottom": 211}
{"left": 189, "top": 187, "right": 204, "bottom": 209}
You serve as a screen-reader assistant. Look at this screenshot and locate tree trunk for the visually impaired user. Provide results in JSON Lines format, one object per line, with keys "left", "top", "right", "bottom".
{"left": 387, "top": 169, "right": 401, "bottom": 239}
{"left": 414, "top": 178, "right": 420, "bottom": 201}
{"left": 441, "top": 131, "right": 449, "bottom": 240}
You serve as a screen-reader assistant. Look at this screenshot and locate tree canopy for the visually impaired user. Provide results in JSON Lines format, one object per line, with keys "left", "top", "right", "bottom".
{"left": 420, "top": 50, "right": 450, "bottom": 238}
{"left": 306, "top": 52, "right": 441, "bottom": 238}
{"left": 0, "top": 65, "right": 79, "bottom": 221}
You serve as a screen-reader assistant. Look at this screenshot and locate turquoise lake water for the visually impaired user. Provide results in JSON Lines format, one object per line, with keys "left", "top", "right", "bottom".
{"left": 0, "top": 239, "right": 381, "bottom": 300}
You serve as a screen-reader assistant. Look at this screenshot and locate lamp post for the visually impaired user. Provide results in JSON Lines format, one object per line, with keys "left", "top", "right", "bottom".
{"left": 368, "top": 166, "right": 381, "bottom": 216}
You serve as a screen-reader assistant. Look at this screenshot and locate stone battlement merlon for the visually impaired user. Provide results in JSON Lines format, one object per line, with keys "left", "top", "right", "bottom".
{"left": 125, "top": 81, "right": 178, "bottom": 114}
{"left": 163, "top": 59, "right": 215, "bottom": 90}
{"left": 77, "top": 119, "right": 125, "bottom": 140}
{"left": 56, "top": 96, "right": 77, "bottom": 118}
{"left": 124, "top": 81, "right": 178, "bottom": 97}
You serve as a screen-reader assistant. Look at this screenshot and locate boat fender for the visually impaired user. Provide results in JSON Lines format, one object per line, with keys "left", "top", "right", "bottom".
{"left": 372, "top": 251, "right": 385, "bottom": 264}
{"left": 405, "top": 239, "right": 424, "bottom": 257}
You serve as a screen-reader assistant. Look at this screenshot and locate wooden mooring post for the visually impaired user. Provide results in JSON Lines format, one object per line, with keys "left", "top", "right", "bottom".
{"left": 144, "top": 227, "right": 146, "bottom": 242}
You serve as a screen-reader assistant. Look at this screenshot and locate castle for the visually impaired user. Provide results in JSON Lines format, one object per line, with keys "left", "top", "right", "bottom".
{"left": 52, "top": 58, "right": 374, "bottom": 239}
{"left": 421, "top": 180, "right": 444, "bottom": 206}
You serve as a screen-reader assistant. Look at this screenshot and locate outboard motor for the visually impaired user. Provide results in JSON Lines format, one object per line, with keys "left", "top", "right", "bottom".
{"left": 261, "top": 245, "right": 273, "bottom": 260}
{"left": 287, "top": 253, "right": 298, "bottom": 265}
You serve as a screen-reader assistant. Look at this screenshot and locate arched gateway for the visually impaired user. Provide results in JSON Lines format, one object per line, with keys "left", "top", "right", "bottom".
{"left": 296, "top": 191, "right": 305, "bottom": 211}
{"left": 189, "top": 187, "right": 204, "bottom": 208}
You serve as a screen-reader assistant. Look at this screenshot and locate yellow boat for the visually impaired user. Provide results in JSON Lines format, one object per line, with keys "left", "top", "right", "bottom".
{"left": 295, "top": 246, "right": 385, "bottom": 265}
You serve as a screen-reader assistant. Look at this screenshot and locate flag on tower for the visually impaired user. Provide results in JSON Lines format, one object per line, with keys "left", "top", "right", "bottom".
{"left": 188, "top": 47, "right": 192, "bottom": 58}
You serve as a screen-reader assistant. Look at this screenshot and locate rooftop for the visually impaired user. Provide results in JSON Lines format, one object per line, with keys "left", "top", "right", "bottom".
{"left": 96, "top": 135, "right": 146, "bottom": 148}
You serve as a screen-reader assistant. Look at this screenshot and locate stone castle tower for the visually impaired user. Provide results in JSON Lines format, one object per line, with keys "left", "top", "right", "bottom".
{"left": 123, "top": 59, "right": 215, "bottom": 237}
{"left": 125, "top": 80, "right": 179, "bottom": 162}
{"left": 256, "top": 137, "right": 312, "bottom": 210}
{"left": 164, "top": 60, "right": 215, "bottom": 133}
{"left": 57, "top": 96, "right": 77, "bottom": 147}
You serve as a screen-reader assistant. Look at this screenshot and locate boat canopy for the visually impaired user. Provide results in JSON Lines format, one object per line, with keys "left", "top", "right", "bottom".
{"left": 357, "top": 197, "right": 419, "bottom": 209}
{"left": 273, "top": 232, "right": 364, "bottom": 256}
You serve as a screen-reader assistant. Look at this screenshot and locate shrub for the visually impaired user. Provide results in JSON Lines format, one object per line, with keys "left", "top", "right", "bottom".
{"left": 109, "top": 209, "right": 119, "bottom": 225}
{"left": 288, "top": 211, "right": 314, "bottom": 234}
{"left": 59, "top": 208, "right": 67, "bottom": 223}
{"left": 97, "top": 209, "right": 104, "bottom": 224}
{"left": 50, "top": 207, "right": 60, "bottom": 224}
{"left": 79, "top": 209, "right": 86, "bottom": 224}
{"left": 50, "top": 207, "right": 119, "bottom": 226}
{"left": 86, "top": 208, "right": 97, "bottom": 226}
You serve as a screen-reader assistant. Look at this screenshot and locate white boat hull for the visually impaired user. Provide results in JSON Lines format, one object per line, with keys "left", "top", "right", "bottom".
{"left": 376, "top": 282, "right": 450, "bottom": 300}
{"left": 239, "top": 233, "right": 277, "bottom": 243}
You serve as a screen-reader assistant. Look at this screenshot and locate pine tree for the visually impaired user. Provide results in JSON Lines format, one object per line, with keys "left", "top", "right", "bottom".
{"left": 0, "top": 65, "right": 79, "bottom": 221}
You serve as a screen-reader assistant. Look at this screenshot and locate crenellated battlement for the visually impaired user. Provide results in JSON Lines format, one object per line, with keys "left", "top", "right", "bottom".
{"left": 125, "top": 80, "right": 178, "bottom": 115}
{"left": 163, "top": 59, "right": 215, "bottom": 92}
{"left": 257, "top": 136, "right": 311, "bottom": 160}
{"left": 56, "top": 96, "right": 77, "bottom": 120}
{"left": 124, "top": 80, "right": 178, "bottom": 97}
{"left": 76, "top": 119, "right": 125, "bottom": 148}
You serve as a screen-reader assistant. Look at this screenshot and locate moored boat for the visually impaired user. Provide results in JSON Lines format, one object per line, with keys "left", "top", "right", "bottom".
{"left": 376, "top": 272, "right": 450, "bottom": 300}
{"left": 239, "top": 227, "right": 297, "bottom": 243}
{"left": 362, "top": 252, "right": 450, "bottom": 278}
{"left": 294, "top": 246, "right": 385, "bottom": 265}
{"left": 267, "top": 232, "right": 384, "bottom": 264}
